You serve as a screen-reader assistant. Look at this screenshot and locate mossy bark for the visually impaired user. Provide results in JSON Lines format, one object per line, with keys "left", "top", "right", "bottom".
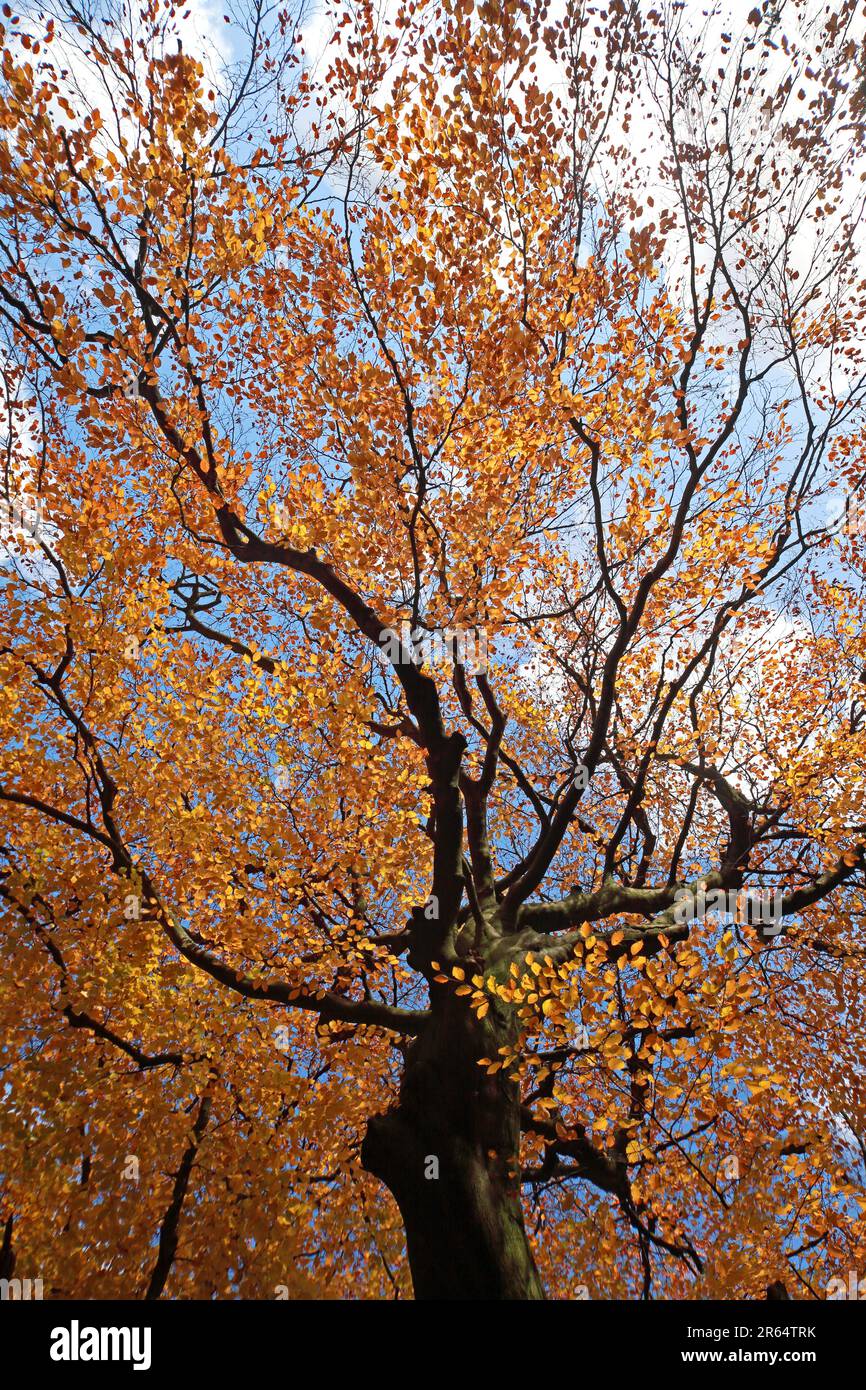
{"left": 361, "top": 994, "right": 544, "bottom": 1300}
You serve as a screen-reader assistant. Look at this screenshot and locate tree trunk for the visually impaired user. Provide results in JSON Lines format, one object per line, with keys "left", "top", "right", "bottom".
{"left": 361, "top": 994, "right": 544, "bottom": 1299}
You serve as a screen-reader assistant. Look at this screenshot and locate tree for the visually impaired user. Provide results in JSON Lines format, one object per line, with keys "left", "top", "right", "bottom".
{"left": 1, "top": 0, "right": 865, "bottom": 1301}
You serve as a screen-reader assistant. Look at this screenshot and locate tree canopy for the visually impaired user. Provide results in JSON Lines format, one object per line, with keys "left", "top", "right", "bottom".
{"left": 1, "top": 0, "right": 865, "bottom": 1299}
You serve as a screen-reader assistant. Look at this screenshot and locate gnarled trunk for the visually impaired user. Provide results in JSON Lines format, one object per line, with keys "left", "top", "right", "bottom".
{"left": 361, "top": 995, "right": 544, "bottom": 1300}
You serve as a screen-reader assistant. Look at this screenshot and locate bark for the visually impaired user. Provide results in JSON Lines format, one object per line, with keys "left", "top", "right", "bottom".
{"left": 361, "top": 992, "right": 544, "bottom": 1300}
